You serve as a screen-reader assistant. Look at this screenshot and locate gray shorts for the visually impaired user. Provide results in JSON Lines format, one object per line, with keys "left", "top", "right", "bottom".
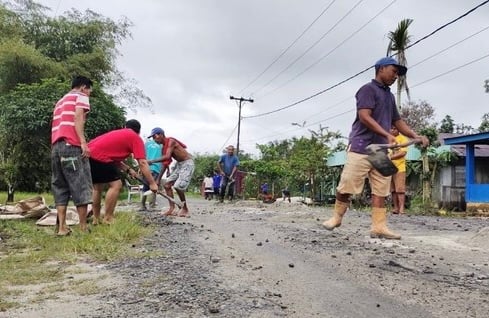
{"left": 51, "top": 140, "right": 93, "bottom": 206}
{"left": 166, "top": 159, "right": 195, "bottom": 191}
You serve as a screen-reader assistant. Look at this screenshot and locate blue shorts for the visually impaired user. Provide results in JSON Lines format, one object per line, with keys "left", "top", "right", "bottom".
{"left": 142, "top": 171, "right": 160, "bottom": 191}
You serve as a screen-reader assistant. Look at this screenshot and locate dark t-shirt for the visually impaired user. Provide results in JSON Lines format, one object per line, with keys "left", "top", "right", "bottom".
{"left": 348, "top": 79, "right": 401, "bottom": 154}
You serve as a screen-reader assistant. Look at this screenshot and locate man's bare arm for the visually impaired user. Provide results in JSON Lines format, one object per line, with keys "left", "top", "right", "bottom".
{"left": 393, "top": 119, "right": 429, "bottom": 147}
{"left": 149, "top": 140, "right": 175, "bottom": 164}
{"left": 138, "top": 159, "right": 158, "bottom": 192}
{"left": 74, "top": 108, "right": 89, "bottom": 157}
{"left": 358, "top": 109, "right": 396, "bottom": 144}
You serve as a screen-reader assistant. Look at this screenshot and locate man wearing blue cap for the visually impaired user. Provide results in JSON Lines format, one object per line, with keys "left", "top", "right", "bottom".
{"left": 148, "top": 127, "right": 194, "bottom": 217}
{"left": 322, "top": 57, "right": 429, "bottom": 240}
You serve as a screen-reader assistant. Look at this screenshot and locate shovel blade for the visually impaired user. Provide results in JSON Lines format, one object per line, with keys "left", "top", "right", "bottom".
{"left": 366, "top": 150, "right": 398, "bottom": 177}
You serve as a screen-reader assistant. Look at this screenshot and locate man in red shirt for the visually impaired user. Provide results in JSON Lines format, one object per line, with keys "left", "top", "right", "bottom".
{"left": 51, "top": 76, "right": 93, "bottom": 236}
{"left": 88, "top": 119, "right": 158, "bottom": 224}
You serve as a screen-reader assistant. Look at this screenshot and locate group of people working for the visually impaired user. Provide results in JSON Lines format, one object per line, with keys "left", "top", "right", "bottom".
{"left": 51, "top": 76, "right": 194, "bottom": 236}
{"left": 52, "top": 56, "right": 428, "bottom": 240}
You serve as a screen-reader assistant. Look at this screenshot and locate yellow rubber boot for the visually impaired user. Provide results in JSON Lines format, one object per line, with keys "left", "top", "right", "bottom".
{"left": 322, "top": 201, "right": 348, "bottom": 230}
{"left": 370, "top": 207, "right": 401, "bottom": 240}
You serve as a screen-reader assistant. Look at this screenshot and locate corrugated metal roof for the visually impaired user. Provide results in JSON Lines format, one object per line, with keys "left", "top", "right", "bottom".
{"left": 443, "top": 132, "right": 489, "bottom": 145}
{"left": 440, "top": 132, "right": 489, "bottom": 157}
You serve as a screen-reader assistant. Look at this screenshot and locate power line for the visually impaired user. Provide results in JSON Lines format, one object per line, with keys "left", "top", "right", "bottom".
{"left": 411, "top": 53, "right": 489, "bottom": 89}
{"left": 409, "top": 24, "right": 489, "bottom": 70}
{"left": 302, "top": 95, "right": 353, "bottom": 122}
{"left": 257, "top": 25, "right": 489, "bottom": 130}
{"left": 217, "top": 123, "right": 238, "bottom": 154}
{"left": 246, "top": 52, "right": 489, "bottom": 144}
{"left": 243, "top": 108, "right": 354, "bottom": 143}
{"left": 238, "top": 0, "right": 337, "bottom": 95}
{"left": 249, "top": 0, "right": 365, "bottom": 98}
{"left": 243, "top": 65, "right": 371, "bottom": 119}
{"left": 257, "top": 0, "right": 398, "bottom": 99}
{"left": 243, "top": 0, "right": 489, "bottom": 120}
{"left": 405, "top": 0, "right": 489, "bottom": 51}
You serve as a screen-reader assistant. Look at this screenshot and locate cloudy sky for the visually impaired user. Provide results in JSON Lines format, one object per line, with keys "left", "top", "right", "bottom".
{"left": 37, "top": 0, "right": 489, "bottom": 155}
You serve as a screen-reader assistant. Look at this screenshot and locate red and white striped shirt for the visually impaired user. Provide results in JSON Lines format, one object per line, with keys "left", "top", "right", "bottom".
{"left": 51, "top": 91, "right": 90, "bottom": 146}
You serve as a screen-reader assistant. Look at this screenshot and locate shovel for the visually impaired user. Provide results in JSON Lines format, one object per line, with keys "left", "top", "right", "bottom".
{"left": 142, "top": 190, "right": 183, "bottom": 209}
{"left": 365, "top": 139, "right": 421, "bottom": 177}
{"left": 132, "top": 176, "right": 183, "bottom": 209}
{"left": 224, "top": 175, "right": 235, "bottom": 197}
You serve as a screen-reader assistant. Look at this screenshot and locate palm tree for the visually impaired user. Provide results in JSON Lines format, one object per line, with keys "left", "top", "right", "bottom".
{"left": 387, "top": 18, "right": 413, "bottom": 109}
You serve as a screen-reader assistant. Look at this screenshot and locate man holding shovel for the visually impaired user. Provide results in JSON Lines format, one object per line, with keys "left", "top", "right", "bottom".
{"left": 322, "top": 57, "right": 428, "bottom": 239}
{"left": 148, "top": 127, "right": 194, "bottom": 217}
{"left": 217, "top": 145, "right": 239, "bottom": 203}
{"left": 88, "top": 119, "right": 158, "bottom": 224}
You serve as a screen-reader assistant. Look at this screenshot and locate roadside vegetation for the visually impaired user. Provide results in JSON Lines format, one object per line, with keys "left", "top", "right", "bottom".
{"left": 0, "top": 203, "right": 154, "bottom": 311}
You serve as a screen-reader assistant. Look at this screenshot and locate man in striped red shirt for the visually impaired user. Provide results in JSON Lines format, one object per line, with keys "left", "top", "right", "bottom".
{"left": 51, "top": 76, "right": 93, "bottom": 235}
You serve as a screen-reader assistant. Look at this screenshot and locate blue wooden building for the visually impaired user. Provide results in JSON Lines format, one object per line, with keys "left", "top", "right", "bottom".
{"left": 444, "top": 132, "right": 489, "bottom": 213}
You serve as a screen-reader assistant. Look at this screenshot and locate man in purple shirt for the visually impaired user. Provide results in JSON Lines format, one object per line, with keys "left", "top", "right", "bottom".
{"left": 322, "top": 57, "right": 429, "bottom": 240}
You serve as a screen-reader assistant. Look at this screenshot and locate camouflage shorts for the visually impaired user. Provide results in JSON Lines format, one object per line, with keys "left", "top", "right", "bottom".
{"left": 166, "top": 159, "right": 195, "bottom": 191}
{"left": 51, "top": 141, "right": 93, "bottom": 206}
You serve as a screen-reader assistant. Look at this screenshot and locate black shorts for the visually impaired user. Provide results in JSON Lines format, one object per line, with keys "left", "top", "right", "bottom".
{"left": 89, "top": 158, "right": 121, "bottom": 184}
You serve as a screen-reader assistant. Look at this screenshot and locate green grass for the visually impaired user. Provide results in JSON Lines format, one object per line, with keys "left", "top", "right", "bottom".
{"left": 0, "top": 192, "right": 55, "bottom": 206}
{"left": 0, "top": 211, "right": 153, "bottom": 288}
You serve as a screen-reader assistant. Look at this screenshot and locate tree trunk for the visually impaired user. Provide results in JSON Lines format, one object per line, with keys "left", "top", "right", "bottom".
{"left": 397, "top": 82, "right": 402, "bottom": 109}
{"left": 310, "top": 174, "right": 315, "bottom": 201}
{"left": 422, "top": 155, "right": 430, "bottom": 203}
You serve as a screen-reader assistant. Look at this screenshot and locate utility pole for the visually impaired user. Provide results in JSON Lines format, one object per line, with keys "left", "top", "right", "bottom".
{"left": 230, "top": 95, "right": 254, "bottom": 156}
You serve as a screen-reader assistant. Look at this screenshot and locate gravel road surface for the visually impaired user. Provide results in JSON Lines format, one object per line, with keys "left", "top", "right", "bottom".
{"left": 3, "top": 198, "right": 489, "bottom": 317}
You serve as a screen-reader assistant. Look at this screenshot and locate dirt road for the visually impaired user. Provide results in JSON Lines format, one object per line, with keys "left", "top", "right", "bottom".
{"left": 4, "top": 198, "right": 489, "bottom": 317}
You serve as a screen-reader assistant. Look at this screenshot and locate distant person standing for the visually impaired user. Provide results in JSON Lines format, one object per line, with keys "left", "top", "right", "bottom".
{"left": 140, "top": 138, "right": 162, "bottom": 211}
{"left": 203, "top": 174, "right": 214, "bottom": 200}
{"left": 51, "top": 76, "right": 93, "bottom": 236}
{"left": 261, "top": 182, "right": 269, "bottom": 195}
{"left": 389, "top": 126, "right": 409, "bottom": 215}
{"left": 282, "top": 187, "right": 291, "bottom": 203}
{"left": 212, "top": 171, "right": 222, "bottom": 200}
{"left": 217, "top": 145, "right": 240, "bottom": 202}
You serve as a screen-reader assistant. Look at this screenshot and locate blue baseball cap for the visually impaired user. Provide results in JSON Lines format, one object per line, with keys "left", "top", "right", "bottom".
{"left": 148, "top": 127, "right": 164, "bottom": 138}
{"left": 374, "top": 57, "right": 407, "bottom": 76}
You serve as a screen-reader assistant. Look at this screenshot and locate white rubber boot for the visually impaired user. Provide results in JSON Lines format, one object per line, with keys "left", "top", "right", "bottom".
{"left": 322, "top": 201, "right": 349, "bottom": 230}
{"left": 370, "top": 207, "right": 401, "bottom": 240}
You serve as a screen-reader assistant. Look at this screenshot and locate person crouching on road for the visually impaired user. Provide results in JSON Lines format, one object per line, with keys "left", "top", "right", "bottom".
{"left": 88, "top": 119, "right": 158, "bottom": 224}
